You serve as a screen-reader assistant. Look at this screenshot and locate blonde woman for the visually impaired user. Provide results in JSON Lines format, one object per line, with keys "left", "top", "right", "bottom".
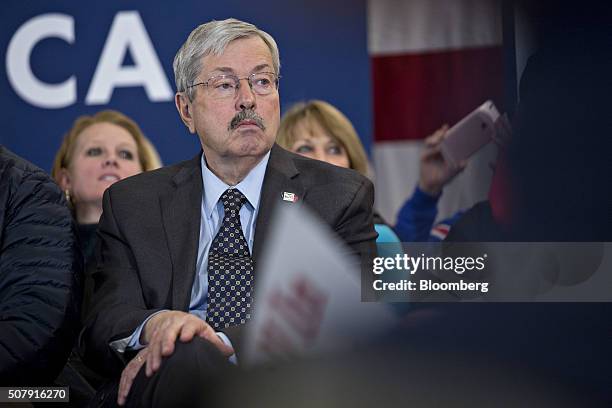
{"left": 53, "top": 110, "right": 161, "bottom": 317}
{"left": 53, "top": 110, "right": 161, "bottom": 224}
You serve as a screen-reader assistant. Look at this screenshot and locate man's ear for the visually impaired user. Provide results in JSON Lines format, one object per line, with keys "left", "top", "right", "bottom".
{"left": 175, "top": 92, "right": 196, "bottom": 134}
{"left": 57, "top": 168, "right": 72, "bottom": 192}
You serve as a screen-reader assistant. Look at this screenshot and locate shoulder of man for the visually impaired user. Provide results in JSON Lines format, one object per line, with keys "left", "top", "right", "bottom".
{"left": 1, "top": 146, "right": 56, "bottom": 188}
{"left": 274, "top": 145, "right": 372, "bottom": 194}
{"left": 106, "top": 154, "right": 200, "bottom": 199}
{"left": 270, "top": 147, "right": 375, "bottom": 240}
{"left": 0, "top": 146, "right": 68, "bottom": 220}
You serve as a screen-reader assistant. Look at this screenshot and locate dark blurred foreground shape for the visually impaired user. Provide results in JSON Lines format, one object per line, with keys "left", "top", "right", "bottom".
{"left": 0, "top": 146, "right": 81, "bottom": 386}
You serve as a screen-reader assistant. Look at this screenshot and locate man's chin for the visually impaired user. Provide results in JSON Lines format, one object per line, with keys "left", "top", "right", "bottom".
{"left": 228, "top": 131, "right": 271, "bottom": 153}
{"left": 234, "top": 138, "right": 274, "bottom": 157}
{"left": 234, "top": 144, "right": 270, "bottom": 158}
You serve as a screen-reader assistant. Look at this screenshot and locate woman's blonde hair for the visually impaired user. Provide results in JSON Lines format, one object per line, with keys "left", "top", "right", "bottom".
{"left": 52, "top": 110, "right": 162, "bottom": 182}
{"left": 276, "top": 100, "right": 369, "bottom": 176}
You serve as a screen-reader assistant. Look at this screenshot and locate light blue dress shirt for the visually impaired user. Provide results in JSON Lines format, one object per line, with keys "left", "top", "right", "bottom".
{"left": 113, "top": 151, "right": 270, "bottom": 354}
{"left": 190, "top": 151, "right": 269, "bottom": 320}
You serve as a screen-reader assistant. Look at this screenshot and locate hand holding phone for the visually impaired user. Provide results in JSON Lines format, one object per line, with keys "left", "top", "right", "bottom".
{"left": 418, "top": 125, "right": 465, "bottom": 196}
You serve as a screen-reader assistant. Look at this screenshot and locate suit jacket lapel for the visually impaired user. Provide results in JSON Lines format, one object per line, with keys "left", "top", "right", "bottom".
{"left": 160, "top": 154, "right": 203, "bottom": 310}
{"left": 252, "top": 144, "right": 305, "bottom": 263}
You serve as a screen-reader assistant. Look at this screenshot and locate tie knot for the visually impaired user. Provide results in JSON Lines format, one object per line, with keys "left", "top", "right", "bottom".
{"left": 220, "top": 188, "right": 247, "bottom": 213}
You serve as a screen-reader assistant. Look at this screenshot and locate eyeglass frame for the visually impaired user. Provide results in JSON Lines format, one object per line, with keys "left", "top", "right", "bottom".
{"left": 186, "top": 71, "right": 281, "bottom": 97}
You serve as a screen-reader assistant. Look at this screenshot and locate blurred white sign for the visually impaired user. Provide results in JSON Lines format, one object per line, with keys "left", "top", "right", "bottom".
{"left": 243, "top": 204, "right": 396, "bottom": 367}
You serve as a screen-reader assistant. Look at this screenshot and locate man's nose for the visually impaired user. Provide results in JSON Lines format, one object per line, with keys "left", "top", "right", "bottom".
{"left": 235, "top": 79, "right": 256, "bottom": 111}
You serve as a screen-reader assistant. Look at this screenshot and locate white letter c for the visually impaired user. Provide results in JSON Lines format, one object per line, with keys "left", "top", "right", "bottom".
{"left": 6, "top": 13, "right": 76, "bottom": 109}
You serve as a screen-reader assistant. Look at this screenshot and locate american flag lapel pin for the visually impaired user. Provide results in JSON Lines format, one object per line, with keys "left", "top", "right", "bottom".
{"left": 282, "top": 192, "right": 298, "bottom": 203}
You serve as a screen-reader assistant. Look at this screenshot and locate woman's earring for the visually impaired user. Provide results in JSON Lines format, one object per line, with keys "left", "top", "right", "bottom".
{"left": 64, "top": 189, "right": 71, "bottom": 203}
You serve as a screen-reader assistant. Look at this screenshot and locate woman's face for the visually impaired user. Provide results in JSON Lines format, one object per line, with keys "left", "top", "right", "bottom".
{"left": 289, "top": 120, "right": 350, "bottom": 169}
{"left": 61, "top": 122, "right": 143, "bottom": 211}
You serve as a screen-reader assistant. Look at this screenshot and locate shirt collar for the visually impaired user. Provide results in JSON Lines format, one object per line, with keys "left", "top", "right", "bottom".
{"left": 201, "top": 151, "right": 270, "bottom": 218}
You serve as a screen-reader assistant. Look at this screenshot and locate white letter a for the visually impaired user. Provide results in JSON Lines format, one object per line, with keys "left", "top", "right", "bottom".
{"left": 85, "top": 11, "right": 172, "bottom": 105}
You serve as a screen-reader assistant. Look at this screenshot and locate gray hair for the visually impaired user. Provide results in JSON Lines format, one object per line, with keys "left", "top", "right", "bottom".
{"left": 173, "top": 18, "right": 281, "bottom": 101}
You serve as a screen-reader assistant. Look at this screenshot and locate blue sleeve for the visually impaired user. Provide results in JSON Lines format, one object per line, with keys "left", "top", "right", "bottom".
{"left": 394, "top": 186, "right": 440, "bottom": 242}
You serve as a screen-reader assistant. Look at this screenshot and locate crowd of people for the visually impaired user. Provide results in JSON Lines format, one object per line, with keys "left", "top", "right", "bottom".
{"left": 0, "top": 9, "right": 609, "bottom": 407}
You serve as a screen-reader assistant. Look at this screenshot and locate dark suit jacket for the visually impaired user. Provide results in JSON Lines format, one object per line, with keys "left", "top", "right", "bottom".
{"left": 80, "top": 144, "right": 377, "bottom": 376}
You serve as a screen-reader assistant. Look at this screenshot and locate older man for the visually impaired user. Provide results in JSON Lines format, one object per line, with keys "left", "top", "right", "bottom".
{"left": 80, "top": 18, "right": 376, "bottom": 406}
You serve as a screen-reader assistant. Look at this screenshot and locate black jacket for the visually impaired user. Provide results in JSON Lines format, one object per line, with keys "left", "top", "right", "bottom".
{"left": 0, "top": 146, "right": 81, "bottom": 385}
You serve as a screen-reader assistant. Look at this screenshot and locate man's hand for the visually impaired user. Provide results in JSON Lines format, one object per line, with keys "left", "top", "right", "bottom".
{"left": 117, "top": 347, "right": 149, "bottom": 406}
{"left": 418, "top": 125, "right": 467, "bottom": 196}
{"left": 141, "top": 311, "right": 234, "bottom": 377}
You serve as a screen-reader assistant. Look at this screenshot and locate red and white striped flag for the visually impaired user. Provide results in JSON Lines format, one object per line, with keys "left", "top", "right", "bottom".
{"left": 369, "top": 0, "right": 504, "bottom": 223}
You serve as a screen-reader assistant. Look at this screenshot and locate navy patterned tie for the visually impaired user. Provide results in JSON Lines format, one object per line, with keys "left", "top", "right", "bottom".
{"left": 206, "top": 188, "right": 254, "bottom": 330}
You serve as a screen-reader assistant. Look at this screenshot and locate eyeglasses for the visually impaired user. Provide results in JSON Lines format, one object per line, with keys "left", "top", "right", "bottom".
{"left": 187, "top": 72, "right": 280, "bottom": 99}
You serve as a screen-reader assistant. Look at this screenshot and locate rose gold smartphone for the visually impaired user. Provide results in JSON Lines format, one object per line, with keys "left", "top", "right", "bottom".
{"left": 440, "top": 100, "right": 500, "bottom": 167}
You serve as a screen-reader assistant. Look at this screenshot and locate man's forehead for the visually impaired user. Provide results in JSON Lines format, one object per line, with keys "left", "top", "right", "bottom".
{"left": 207, "top": 63, "right": 273, "bottom": 75}
{"left": 200, "top": 36, "right": 273, "bottom": 74}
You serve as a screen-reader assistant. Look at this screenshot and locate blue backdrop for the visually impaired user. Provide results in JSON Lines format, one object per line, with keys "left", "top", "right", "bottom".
{"left": 1, "top": 0, "right": 371, "bottom": 171}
